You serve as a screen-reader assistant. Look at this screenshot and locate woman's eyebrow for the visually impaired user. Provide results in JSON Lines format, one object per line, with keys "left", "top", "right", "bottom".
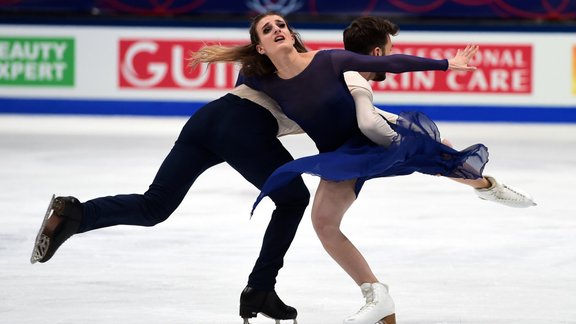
{"left": 261, "top": 20, "right": 284, "bottom": 31}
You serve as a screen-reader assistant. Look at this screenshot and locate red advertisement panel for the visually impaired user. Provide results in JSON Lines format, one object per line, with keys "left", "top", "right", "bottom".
{"left": 119, "top": 39, "right": 241, "bottom": 89}
{"left": 119, "top": 39, "right": 532, "bottom": 94}
{"left": 378, "top": 44, "right": 532, "bottom": 93}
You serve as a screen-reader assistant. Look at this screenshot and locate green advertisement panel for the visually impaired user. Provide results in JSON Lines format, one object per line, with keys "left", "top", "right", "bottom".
{"left": 0, "top": 37, "right": 74, "bottom": 86}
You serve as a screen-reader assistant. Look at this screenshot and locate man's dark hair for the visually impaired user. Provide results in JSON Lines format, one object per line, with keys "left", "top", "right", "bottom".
{"left": 343, "top": 17, "right": 399, "bottom": 54}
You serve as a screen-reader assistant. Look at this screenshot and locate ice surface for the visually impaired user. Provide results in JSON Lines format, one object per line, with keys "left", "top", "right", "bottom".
{"left": 1, "top": 115, "right": 575, "bottom": 324}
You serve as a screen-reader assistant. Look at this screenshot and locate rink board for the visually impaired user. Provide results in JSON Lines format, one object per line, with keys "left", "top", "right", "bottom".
{"left": 1, "top": 25, "right": 575, "bottom": 122}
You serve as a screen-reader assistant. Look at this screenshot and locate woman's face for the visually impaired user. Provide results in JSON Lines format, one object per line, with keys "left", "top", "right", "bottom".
{"left": 255, "top": 14, "right": 294, "bottom": 56}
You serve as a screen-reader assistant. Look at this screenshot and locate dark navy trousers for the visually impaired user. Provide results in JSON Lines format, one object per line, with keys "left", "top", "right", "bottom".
{"left": 78, "top": 94, "right": 310, "bottom": 290}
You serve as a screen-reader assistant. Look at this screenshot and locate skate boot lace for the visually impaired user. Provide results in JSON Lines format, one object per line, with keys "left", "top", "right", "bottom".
{"left": 354, "top": 288, "right": 376, "bottom": 317}
{"left": 496, "top": 184, "right": 527, "bottom": 202}
{"left": 357, "top": 300, "right": 377, "bottom": 315}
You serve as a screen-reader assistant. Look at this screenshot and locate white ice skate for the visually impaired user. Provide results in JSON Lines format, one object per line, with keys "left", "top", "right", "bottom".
{"left": 475, "top": 175, "right": 536, "bottom": 208}
{"left": 343, "top": 282, "right": 396, "bottom": 324}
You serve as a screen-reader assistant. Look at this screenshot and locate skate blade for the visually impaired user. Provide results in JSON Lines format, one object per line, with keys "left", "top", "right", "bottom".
{"left": 30, "top": 194, "right": 55, "bottom": 264}
{"left": 254, "top": 313, "right": 297, "bottom": 324}
{"left": 264, "top": 315, "right": 297, "bottom": 324}
{"left": 377, "top": 313, "right": 396, "bottom": 324}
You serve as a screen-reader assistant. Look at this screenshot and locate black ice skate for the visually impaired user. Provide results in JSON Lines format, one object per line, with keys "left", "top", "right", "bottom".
{"left": 30, "top": 195, "right": 83, "bottom": 264}
{"left": 240, "top": 286, "right": 297, "bottom": 324}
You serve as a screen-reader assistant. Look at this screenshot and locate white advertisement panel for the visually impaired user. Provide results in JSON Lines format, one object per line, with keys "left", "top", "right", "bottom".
{"left": 1, "top": 24, "right": 575, "bottom": 121}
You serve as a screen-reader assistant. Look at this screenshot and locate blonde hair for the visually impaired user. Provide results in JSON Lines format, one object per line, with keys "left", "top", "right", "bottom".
{"left": 188, "top": 12, "right": 307, "bottom": 77}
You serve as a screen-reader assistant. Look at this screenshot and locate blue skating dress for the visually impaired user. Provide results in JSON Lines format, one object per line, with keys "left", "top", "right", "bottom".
{"left": 242, "top": 50, "right": 488, "bottom": 213}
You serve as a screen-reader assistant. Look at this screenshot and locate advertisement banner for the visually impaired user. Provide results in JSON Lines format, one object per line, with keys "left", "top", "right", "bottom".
{"left": 1, "top": 25, "right": 574, "bottom": 122}
{"left": 378, "top": 44, "right": 532, "bottom": 94}
{"left": 119, "top": 39, "right": 532, "bottom": 95}
{"left": 119, "top": 39, "right": 240, "bottom": 90}
{"left": 0, "top": 37, "right": 75, "bottom": 86}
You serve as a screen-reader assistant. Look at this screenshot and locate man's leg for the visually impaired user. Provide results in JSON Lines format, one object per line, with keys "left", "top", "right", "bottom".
{"left": 210, "top": 99, "right": 309, "bottom": 322}
{"left": 227, "top": 143, "right": 309, "bottom": 323}
{"left": 32, "top": 118, "right": 223, "bottom": 263}
{"left": 79, "top": 142, "right": 222, "bottom": 232}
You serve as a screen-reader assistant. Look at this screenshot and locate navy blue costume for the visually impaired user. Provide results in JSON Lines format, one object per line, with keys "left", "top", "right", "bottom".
{"left": 242, "top": 50, "right": 488, "bottom": 211}
{"left": 76, "top": 94, "right": 310, "bottom": 290}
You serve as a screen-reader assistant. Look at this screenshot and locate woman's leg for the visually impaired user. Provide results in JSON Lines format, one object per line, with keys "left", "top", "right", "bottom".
{"left": 440, "top": 139, "right": 491, "bottom": 189}
{"left": 311, "top": 179, "right": 378, "bottom": 285}
{"left": 312, "top": 179, "right": 396, "bottom": 324}
{"left": 441, "top": 139, "right": 535, "bottom": 207}
{"left": 449, "top": 176, "right": 491, "bottom": 189}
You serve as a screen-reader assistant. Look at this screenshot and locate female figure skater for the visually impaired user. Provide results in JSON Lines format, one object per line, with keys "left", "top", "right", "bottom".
{"left": 188, "top": 12, "right": 531, "bottom": 324}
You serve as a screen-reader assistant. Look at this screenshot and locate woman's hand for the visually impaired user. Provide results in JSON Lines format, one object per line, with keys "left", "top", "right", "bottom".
{"left": 447, "top": 44, "right": 479, "bottom": 71}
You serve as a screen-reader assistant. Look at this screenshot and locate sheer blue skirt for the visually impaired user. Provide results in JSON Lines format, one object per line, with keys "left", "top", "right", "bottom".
{"left": 251, "top": 112, "right": 489, "bottom": 214}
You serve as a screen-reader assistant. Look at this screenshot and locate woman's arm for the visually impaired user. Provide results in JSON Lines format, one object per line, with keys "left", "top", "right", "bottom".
{"left": 332, "top": 44, "right": 478, "bottom": 74}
